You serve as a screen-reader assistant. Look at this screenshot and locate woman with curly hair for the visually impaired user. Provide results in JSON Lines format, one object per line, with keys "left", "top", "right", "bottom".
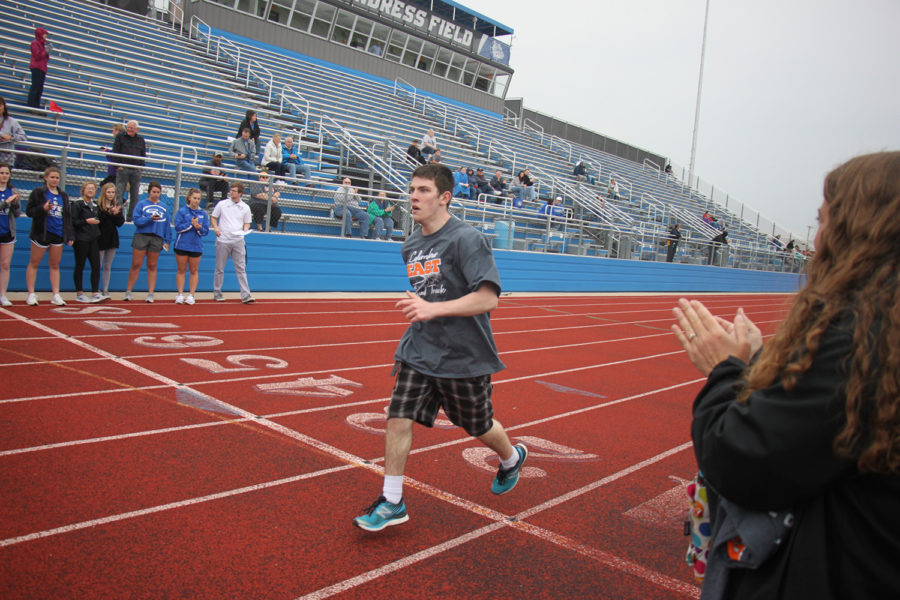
{"left": 671, "top": 151, "right": 900, "bottom": 599}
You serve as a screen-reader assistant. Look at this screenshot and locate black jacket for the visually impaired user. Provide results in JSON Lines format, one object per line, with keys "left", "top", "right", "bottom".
{"left": 237, "top": 118, "right": 261, "bottom": 149}
{"left": 112, "top": 131, "right": 147, "bottom": 167}
{"left": 26, "top": 186, "right": 73, "bottom": 242}
{"left": 97, "top": 207, "right": 125, "bottom": 250}
{"left": 693, "top": 316, "right": 900, "bottom": 599}
{"left": 70, "top": 199, "right": 101, "bottom": 242}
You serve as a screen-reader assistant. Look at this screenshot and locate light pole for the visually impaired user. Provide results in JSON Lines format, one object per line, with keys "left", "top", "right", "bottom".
{"left": 688, "top": 0, "right": 712, "bottom": 192}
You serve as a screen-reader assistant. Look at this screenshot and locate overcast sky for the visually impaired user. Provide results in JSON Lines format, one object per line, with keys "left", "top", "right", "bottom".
{"left": 463, "top": 0, "right": 900, "bottom": 242}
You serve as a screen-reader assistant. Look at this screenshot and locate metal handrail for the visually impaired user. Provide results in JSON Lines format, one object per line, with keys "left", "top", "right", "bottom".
{"left": 549, "top": 135, "right": 572, "bottom": 163}
{"left": 320, "top": 115, "right": 407, "bottom": 192}
{"left": 452, "top": 116, "right": 481, "bottom": 153}
{"left": 487, "top": 139, "right": 517, "bottom": 174}
{"left": 523, "top": 119, "right": 544, "bottom": 145}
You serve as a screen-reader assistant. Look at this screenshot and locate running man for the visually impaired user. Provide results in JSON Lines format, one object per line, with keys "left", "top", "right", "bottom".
{"left": 354, "top": 164, "right": 527, "bottom": 532}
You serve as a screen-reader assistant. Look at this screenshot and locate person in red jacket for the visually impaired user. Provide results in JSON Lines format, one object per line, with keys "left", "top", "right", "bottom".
{"left": 27, "top": 28, "right": 50, "bottom": 110}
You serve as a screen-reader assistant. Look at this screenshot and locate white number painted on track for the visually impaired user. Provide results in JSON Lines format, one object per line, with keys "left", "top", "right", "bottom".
{"left": 255, "top": 375, "right": 362, "bottom": 397}
{"left": 623, "top": 476, "right": 691, "bottom": 527}
{"left": 133, "top": 334, "right": 224, "bottom": 349}
{"left": 462, "top": 435, "right": 599, "bottom": 479}
{"left": 181, "top": 354, "right": 288, "bottom": 374}
{"left": 346, "top": 409, "right": 454, "bottom": 434}
{"left": 52, "top": 306, "right": 131, "bottom": 315}
{"left": 86, "top": 320, "right": 180, "bottom": 331}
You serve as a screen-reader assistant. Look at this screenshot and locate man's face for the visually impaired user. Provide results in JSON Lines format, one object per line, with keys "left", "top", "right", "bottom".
{"left": 229, "top": 187, "right": 242, "bottom": 202}
{"left": 342, "top": 178, "right": 351, "bottom": 186}
{"left": 126, "top": 123, "right": 138, "bottom": 136}
{"left": 409, "top": 176, "right": 449, "bottom": 225}
{"left": 242, "top": 130, "right": 250, "bottom": 139}
{"left": 284, "top": 138, "right": 292, "bottom": 148}
{"left": 212, "top": 156, "right": 222, "bottom": 165}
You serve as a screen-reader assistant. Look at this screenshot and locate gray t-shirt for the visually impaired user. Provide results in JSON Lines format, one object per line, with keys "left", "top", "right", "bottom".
{"left": 394, "top": 216, "right": 505, "bottom": 378}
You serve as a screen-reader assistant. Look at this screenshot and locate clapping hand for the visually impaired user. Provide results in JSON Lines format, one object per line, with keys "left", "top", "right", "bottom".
{"left": 671, "top": 298, "right": 762, "bottom": 376}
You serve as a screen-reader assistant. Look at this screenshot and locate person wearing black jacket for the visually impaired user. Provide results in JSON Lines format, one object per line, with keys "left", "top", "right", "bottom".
{"left": 97, "top": 182, "right": 124, "bottom": 299}
{"left": 666, "top": 222, "right": 681, "bottom": 262}
{"left": 671, "top": 151, "right": 900, "bottom": 600}
{"left": 236, "top": 110, "right": 261, "bottom": 154}
{"left": 113, "top": 119, "right": 147, "bottom": 222}
{"left": 25, "top": 166, "right": 73, "bottom": 306}
{"left": 70, "top": 181, "right": 103, "bottom": 302}
{"left": 708, "top": 227, "right": 727, "bottom": 265}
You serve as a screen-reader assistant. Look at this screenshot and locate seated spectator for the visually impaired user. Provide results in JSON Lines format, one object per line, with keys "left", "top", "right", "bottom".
{"left": 0, "top": 97, "right": 27, "bottom": 168}
{"left": 573, "top": 161, "right": 594, "bottom": 184}
{"left": 489, "top": 170, "right": 507, "bottom": 199}
{"left": 539, "top": 195, "right": 567, "bottom": 219}
{"left": 701, "top": 211, "right": 722, "bottom": 229}
{"left": 428, "top": 149, "right": 442, "bottom": 164}
{"left": 785, "top": 238, "right": 795, "bottom": 253}
{"left": 367, "top": 191, "right": 395, "bottom": 240}
{"left": 231, "top": 127, "right": 257, "bottom": 176}
{"left": 516, "top": 168, "right": 538, "bottom": 202}
{"left": 453, "top": 166, "right": 471, "bottom": 199}
{"left": 262, "top": 133, "right": 288, "bottom": 178}
{"left": 282, "top": 136, "right": 312, "bottom": 183}
{"left": 99, "top": 123, "right": 125, "bottom": 187}
{"left": 406, "top": 140, "right": 426, "bottom": 166}
{"left": 607, "top": 177, "right": 620, "bottom": 200}
{"left": 664, "top": 163, "right": 674, "bottom": 175}
{"left": 471, "top": 168, "right": 491, "bottom": 198}
{"left": 333, "top": 177, "right": 369, "bottom": 238}
{"left": 420, "top": 129, "right": 438, "bottom": 160}
{"left": 248, "top": 171, "right": 282, "bottom": 231}
{"left": 236, "top": 109, "right": 261, "bottom": 154}
{"left": 199, "top": 153, "right": 230, "bottom": 211}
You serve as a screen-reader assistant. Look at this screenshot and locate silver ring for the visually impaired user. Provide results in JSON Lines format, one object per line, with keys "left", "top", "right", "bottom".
{"left": 688, "top": 332, "right": 697, "bottom": 341}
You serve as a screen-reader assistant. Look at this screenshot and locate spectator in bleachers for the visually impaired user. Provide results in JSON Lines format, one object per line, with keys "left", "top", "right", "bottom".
{"left": 471, "top": 168, "right": 492, "bottom": 199}
{"left": 172, "top": 188, "right": 210, "bottom": 306}
{"left": 262, "top": 133, "right": 288, "bottom": 178}
{"left": 709, "top": 226, "right": 728, "bottom": 265}
{"left": 113, "top": 120, "right": 147, "bottom": 222}
{"left": 236, "top": 110, "right": 261, "bottom": 153}
{"left": 124, "top": 181, "right": 170, "bottom": 303}
{"left": 420, "top": 129, "right": 438, "bottom": 161}
{"left": 785, "top": 238, "right": 795, "bottom": 253}
{"left": 770, "top": 233, "right": 784, "bottom": 251}
{"left": 367, "top": 191, "right": 395, "bottom": 240}
{"left": 666, "top": 223, "right": 681, "bottom": 263}
{"left": 539, "top": 195, "right": 567, "bottom": 219}
{"left": 282, "top": 136, "right": 311, "bottom": 183}
{"left": 428, "top": 149, "right": 442, "bottom": 164}
{"left": 665, "top": 163, "right": 674, "bottom": 176}
{"left": 70, "top": 181, "right": 103, "bottom": 303}
{"left": 573, "top": 161, "right": 594, "bottom": 184}
{"left": 230, "top": 127, "right": 257, "bottom": 176}
{"left": 607, "top": 177, "right": 620, "bottom": 200}
{"left": 0, "top": 97, "right": 27, "bottom": 168}
{"left": 489, "top": 170, "right": 507, "bottom": 200}
{"left": 0, "top": 164, "right": 21, "bottom": 306}
{"left": 333, "top": 177, "right": 370, "bottom": 238}
{"left": 211, "top": 181, "right": 254, "bottom": 303}
{"left": 406, "top": 140, "right": 426, "bottom": 166}
{"left": 99, "top": 124, "right": 125, "bottom": 187}
{"left": 27, "top": 28, "right": 51, "bottom": 110}
{"left": 25, "top": 166, "right": 72, "bottom": 306}
{"left": 248, "top": 170, "right": 282, "bottom": 231}
{"left": 199, "top": 153, "right": 229, "bottom": 210}
{"left": 702, "top": 210, "right": 721, "bottom": 229}
{"left": 97, "top": 183, "right": 123, "bottom": 300}
{"left": 368, "top": 41, "right": 383, "bottom": 56}
{"left": 516, "top": 168, "right": 538, "bottom": 202}
{"left": 453, "top": 166, "right": 471, "bottom": 199}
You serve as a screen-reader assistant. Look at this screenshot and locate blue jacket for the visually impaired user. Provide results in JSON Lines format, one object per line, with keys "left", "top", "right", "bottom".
{"left": 282, "top": 145, "right": 301, "bottom": 165}
{"left": 173, "top": 205, "right": 210, "bottom": 253}
{"left": 132, "top": 199, "right": 172, "bottom": 244}
{"left": 453, "top": 171, "right": 470, "bottom": 197}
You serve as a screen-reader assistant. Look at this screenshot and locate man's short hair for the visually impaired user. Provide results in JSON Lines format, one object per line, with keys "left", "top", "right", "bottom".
{"left": 412, "top": 164, "right": 454, "bottom": 196}
{"left": 230, "top": 181, "right": 245, "bottom": 194}
{"left": 241, "top": 127, "right": 251, "bottom": 135}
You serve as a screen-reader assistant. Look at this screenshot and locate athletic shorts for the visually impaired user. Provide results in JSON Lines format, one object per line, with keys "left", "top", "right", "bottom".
{"left": 0, "top": 232, "right": 14, "bottom": 244}
{"left": 387, "top": 362, "right": 494, "bottom": 437}
{"left": 174, "top": 249, "right": 202, "bottom": 258}
{"left": 31, "top": 232, "right": 64, "bottom": 247}
{"left": 132, "top": 232, "right": 163, "bottom": 252}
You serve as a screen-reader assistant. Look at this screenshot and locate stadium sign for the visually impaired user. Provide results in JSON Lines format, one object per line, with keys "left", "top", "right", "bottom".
{"left": 350, "top": 0, "right": 475, "bottom": 48}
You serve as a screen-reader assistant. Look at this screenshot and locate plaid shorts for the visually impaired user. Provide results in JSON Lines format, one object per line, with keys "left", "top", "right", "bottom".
{"left": 388, "top": 362, "right": 494, "bottom": 437}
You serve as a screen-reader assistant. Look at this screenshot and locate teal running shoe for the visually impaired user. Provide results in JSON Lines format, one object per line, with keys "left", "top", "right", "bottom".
{"left": 491, "top": 443, "right": 528, "bottom": 495}
{"left": 354, "top": 496, "right": 409, "bottom": 531}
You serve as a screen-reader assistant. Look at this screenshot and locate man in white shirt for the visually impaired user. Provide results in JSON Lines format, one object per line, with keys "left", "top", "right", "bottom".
{"left": 211, "top": 181, "right": 254, "bottom": 303}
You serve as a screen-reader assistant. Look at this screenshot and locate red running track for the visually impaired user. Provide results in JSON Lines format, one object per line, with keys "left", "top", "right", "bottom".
{"left": 0, "top": 293, "right": 792, "bottom": 599}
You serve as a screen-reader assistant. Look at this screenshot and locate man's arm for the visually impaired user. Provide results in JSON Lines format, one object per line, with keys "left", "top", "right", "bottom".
{"left": 395, "top": 283, "right": 498, "bottom": 323}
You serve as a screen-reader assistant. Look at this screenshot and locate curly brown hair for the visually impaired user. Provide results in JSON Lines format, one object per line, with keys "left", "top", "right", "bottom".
{"left": 738, "top": 151, "right": 900, "bottom": 474}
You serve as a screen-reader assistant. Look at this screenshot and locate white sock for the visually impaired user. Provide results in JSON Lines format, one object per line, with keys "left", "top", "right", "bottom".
{"left": 500, "top": 448, "right": 519, "bottom": 470}
{"left": 382, "top": 475, "right": 404, "bottom": 504}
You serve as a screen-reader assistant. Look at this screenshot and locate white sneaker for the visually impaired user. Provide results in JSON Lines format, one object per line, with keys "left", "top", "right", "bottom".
{"left": 100, "top": 291, "right": 111, "bottom": 300}
{"left": 51, "top": 294, "right": 66, "bottom": 306}
{"left": 75, "top": 292, "right": 91, "bottom": 303}
{"left": 124, "top": 291, "right": 133, "bottom": 301}
{"left": 0, "top": 296, "right": 11, "bottom": 307}
{"left": 185, "top": 294, "right": 195, "bottom": 305}
{"left": 145, "top": 293, "right": 155, "bottom": 304}
{"left": 174, "top": 294, "right": 185, "bottom": 304}
{"left": 91, "top": 293, "right": 105, "bottom": 303}
{"left": 26, "top": 293, "right": 38, "bottom": 306}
